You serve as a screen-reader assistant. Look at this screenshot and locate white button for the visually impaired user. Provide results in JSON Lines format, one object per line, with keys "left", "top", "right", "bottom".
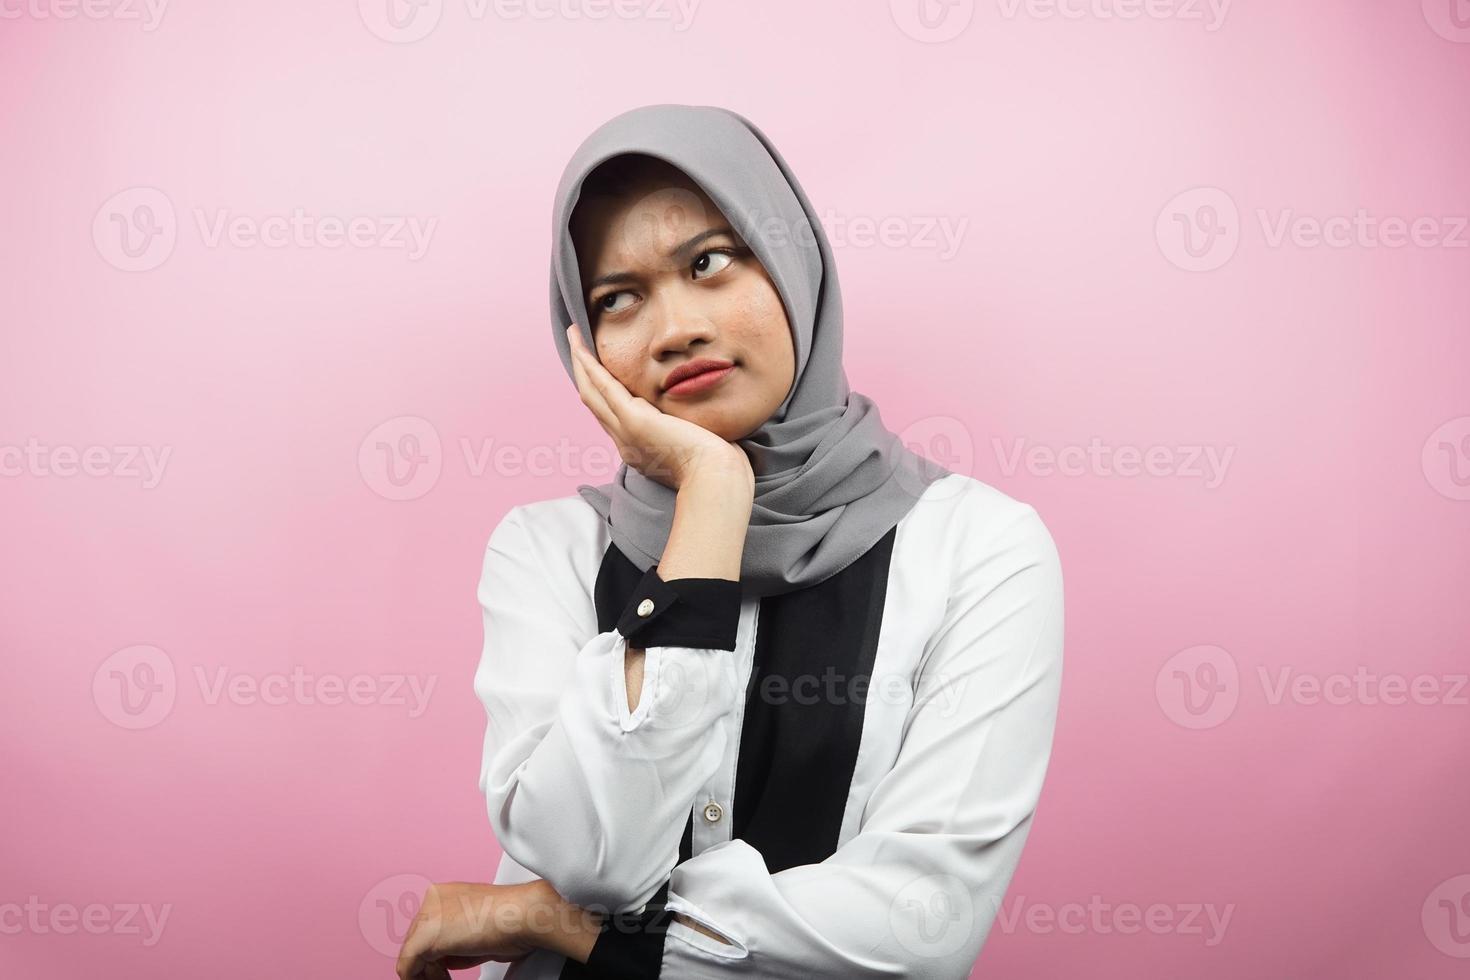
{"left": 702, "top": 801, "right": 723, "bottom": 823}
{"left": 636, "top": 598, "right": 655, "bottom": 617}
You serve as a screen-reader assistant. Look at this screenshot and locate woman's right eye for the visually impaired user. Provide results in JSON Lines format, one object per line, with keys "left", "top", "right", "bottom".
{"left": 597, "top": 291, "right": 635, "bottom": 315}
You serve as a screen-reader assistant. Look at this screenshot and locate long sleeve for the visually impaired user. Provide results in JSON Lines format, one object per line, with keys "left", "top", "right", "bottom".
{"left": 579, "top": 503, "right": 1065, "bottom": 979}
{"left": 474, "top": 505, "right": 745, "bottom": 914}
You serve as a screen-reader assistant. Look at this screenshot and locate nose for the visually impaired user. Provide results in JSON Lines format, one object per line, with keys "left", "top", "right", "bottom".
{"left": 647, "top": 293, "right": 717, "bottom": 361}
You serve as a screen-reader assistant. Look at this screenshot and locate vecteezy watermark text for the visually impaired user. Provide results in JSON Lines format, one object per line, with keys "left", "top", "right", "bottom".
{"left": 358, "top": 0, "right": 702, "bottom": 43}
{"left": 886, "top": 875, "right": 1234, "bottom": 959}
{"left": 994, "top": 0, "right": 1231, "bottom": 31}
{"left": 193, "top": 665, "right": 437, "bottom": 717}
{"left": 992, "top": 437, "right": 1235, "bottom": 488}
{"left": 0, "top": 898, "right": 171, "bottom": 946}
{"left": 1156, "top": 644, "right": 1469, "bottom": 729}
{"left": 92, "top": 645, "right": 438, "bottom": 729}
{"left": 94, "top": 187, "right": 438, "bottom": 272}
{"left": 990, "top": 894, "right": 1234, "bottom": 946}
{"left": 1157, "top": 187, "right": 1470, "bottom": 272}
{"left": 0, "top": 439, "right": 171, "bottom": 488}
{"left": 0, "top": 0, "right": 168, "bottom": 30}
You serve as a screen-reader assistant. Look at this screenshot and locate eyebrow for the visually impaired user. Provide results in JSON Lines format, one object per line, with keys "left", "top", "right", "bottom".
{"left": 586, "top": 227, "right": 738, "bottom": 292}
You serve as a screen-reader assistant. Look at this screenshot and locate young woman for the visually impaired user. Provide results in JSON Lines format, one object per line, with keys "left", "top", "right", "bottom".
{"left": 396, "top": 104, "right": 1065, "bottom": 980}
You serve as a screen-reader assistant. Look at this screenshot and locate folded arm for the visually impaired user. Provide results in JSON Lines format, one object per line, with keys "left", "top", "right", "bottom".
{"left": 572, "top": 504, "right": 1065, "bottom": 979}
{"left": 475, "top": 505, "right": 744, "bottom": 915}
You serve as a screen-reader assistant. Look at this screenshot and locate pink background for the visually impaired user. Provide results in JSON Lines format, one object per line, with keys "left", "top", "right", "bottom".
{"left": 3, "top": 1, "right": 1468, "bottom": 977}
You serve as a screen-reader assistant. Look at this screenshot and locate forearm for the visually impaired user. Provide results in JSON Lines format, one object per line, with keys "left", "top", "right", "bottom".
{"left": 513, "top": 881, "right": 735, "bottom": 958}
{"left": 661, "top": 463, "right": 754, "bottom": 580}
{"left": 517, "top": 879, "right": 603, "bottom": 965}
{"left": 486, "top": 475, "right": 749, "bottom": 911}
{"left": 623, "top": 465, "right": 753, "bottom": 711}
{"left": 673, "top": 911, "right": 734, "bottom": 944}
{"left": 516, "top": 879, "right": 733, "bottom": 965}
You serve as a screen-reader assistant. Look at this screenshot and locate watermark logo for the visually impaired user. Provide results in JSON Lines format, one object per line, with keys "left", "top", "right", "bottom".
{"left": 890, "top": 0, "right": 974, "bottom": 43}
{"left": 359, "top": 873, "right": 435, "bottom": 956}
{"left": 1423, "top": 874, "right": 1470, "bottom": 957}
{"left": 93, "top": 187, "right": 177, "bottom": 272}
{"left": 92, "top": 645, "right": 438, "bottom": 726}
{"left": 645, "top": 649, "right": 719, "bottom": 732}
{"left": 1156, "top": 187, "right": 1239, "bottom": 272}
{"left": 369, "top": 418, "right": 953, "bottom": 501}
{"left": 359, "top": 0, "right": 443, "bottom": 42}
{"left": 1159, "top": 187, "right": 1468, "bottom": 270}
{"left": 1422, "top": 0, "right": 1470, "bottom": 43}
{"left": 93, "top": 188, "right": 438, "bottom": 271}
{"left": 1156, "top": 644, "right": 1239, "bottom": 729}
{"left": 897, "top": 414, "right": 974, "bottom": 502}
{"left": 890, "top": 873, "right": 975, "bottom": 958}
{"left": 1422, "top": 416, "right": 1470, "bottom": 501}
{"left": 360, "top": 415, "right": 443, "bottom": 501}
{"left": 1159, "top": 644, "right": 1467, "bottom": 729}
{"left": 93, "top": 645, "right": 177, "bottom": 730}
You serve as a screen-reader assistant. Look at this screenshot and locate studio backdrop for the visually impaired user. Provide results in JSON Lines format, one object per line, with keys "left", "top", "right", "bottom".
{"left": 1, "top": 2, "right": 1467, "bottom": 978}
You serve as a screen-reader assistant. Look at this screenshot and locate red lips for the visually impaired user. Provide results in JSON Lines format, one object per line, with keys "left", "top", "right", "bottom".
{"left": 662, "top": 357, "right": 735, "bottom": 392}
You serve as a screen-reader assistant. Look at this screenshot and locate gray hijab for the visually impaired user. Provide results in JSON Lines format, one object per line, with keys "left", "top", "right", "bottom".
{"left": 549, "top": 103, "right": 951, "bottom": 598}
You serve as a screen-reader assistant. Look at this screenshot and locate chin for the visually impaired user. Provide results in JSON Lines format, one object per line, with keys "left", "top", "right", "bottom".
{"left": 672, "top": 406, "right": 748, "bottom": 442}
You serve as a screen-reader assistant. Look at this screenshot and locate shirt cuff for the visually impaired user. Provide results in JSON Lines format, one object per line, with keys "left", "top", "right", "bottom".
{"left": 577, "top": 899, "right": 673, "bottom": 980}
{"left": 615, "top": 564, "right": 741, "bottom": 652}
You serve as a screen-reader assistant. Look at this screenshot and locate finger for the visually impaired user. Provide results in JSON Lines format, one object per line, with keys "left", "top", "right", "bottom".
{"left": 442, "top": 955, "right": 505, "bottom": 969}
{"left": 567, "top": 325, "right": 619, "bottom": 427}
{"left": 395, "top": 938, "right": 422, "bottom": 980}
{"left": 568, "top": 323, "right": 638, "bottom": 422}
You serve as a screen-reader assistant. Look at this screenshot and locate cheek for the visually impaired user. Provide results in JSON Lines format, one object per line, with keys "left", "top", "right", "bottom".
{"left": 594, "top": 337, "right": 643, "bottom": 391}
{"left": 725, "top": 283, "right": 789, "bottom": 354}
{"left": 739, "top": 290, "right": 794, "bottom": 376}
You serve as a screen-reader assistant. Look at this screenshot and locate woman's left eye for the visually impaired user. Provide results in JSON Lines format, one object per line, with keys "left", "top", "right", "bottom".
{"left": 691, "top": 249, "right": 735, "bottom": 280}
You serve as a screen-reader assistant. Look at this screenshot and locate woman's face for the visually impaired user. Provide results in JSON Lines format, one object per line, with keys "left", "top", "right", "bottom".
{"left": 571, "top": 169, "right": 796, "bottom": 443}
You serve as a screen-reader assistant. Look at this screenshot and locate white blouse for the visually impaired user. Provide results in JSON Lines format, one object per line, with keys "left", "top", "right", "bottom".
{"left": 473, "top": 471, "right": 1064, "bottom": 979}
